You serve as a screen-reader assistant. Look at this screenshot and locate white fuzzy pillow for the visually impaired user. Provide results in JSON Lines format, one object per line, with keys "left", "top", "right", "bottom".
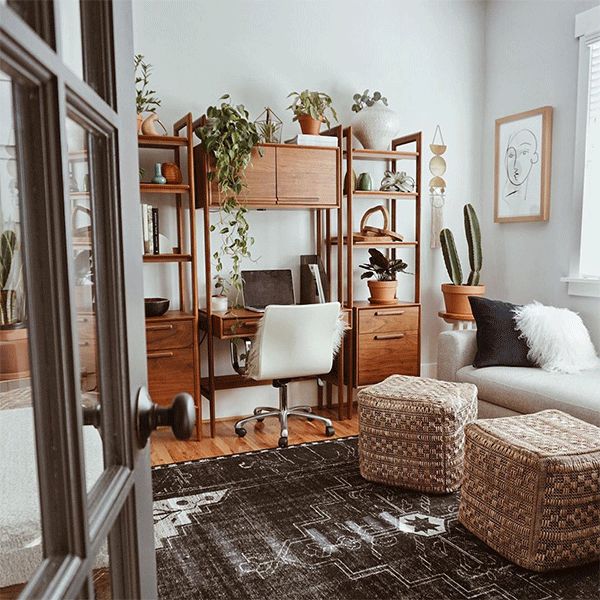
{"left": 513, "top": 302, "right": 600, "bottom": 374}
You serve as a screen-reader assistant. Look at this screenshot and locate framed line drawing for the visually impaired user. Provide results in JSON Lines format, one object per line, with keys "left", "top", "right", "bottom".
{"left": 494, "top": 106, "right": 553, "bottom": 223}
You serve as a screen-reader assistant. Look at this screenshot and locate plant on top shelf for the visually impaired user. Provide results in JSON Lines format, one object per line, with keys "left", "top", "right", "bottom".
{"left": 350, "top": 88, "right": 399, "bottom": 151}
{"left": 134, "top": 54, "right": 161, "bottom": 133}
{"left": 287, "top": 90, "right": 338, "bottom": 135}
{"left": 359, "top": 248, "right": 410, "bottom": 305}
{"left": 439, "top": 203, "right": 485, "bottom": 318}
{"left": 195, "top": 94, "right": 261, "bottom": 306}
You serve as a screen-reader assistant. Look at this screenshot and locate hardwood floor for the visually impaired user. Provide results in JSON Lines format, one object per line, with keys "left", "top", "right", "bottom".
{"left": 151, "top": 406, "right": 359, "bottom": 465}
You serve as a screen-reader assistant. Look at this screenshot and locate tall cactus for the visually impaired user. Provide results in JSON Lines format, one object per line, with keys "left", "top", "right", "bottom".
{"left": 0, "top": 230, "right": 17, "bottom": 325}
{"left": 440, "top": 228, "right": 463, "bottom": 285}
{"left": 464, "top": 203, "right": 482, "bottom": 285}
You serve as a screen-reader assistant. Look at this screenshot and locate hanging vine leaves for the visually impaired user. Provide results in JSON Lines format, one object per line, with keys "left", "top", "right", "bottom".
{"left": 195, "top": 95, "right": 261, "bottom": 305}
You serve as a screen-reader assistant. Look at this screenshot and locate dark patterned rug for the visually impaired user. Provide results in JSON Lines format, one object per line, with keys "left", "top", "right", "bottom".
{"left": 152, "top": 437, "right": 598, "bottom": 600}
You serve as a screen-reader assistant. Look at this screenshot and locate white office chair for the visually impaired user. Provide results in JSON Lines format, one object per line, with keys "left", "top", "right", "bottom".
{"left": 230, "top": 302, "right": 345, "bottom": 448}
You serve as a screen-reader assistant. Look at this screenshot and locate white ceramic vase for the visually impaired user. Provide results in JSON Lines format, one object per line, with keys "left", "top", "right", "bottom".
{"left": 352, "top": 104, "right": 400, "bottom": 150}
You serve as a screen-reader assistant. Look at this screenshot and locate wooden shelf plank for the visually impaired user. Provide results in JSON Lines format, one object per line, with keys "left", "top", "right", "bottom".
{"left": 347, "top": 190, "right": 417, "bottom": 199}
{"left": 345, "top": 148, "right": 418, "bottom": 161}
{"left": 140, "top": 183, "right": 190, "bottom": 194}
{"left": 138, "top": 135, "right": 187, "bottom": 149}
{"left": 143, "top": 253, "right": 192, "bottom": 263}
{"left": 353, "top": 300, "right": 419, "bottom": 309}
{"left": 328, "top": 238, "right": 418, "bottom": 247}
{"left": 146, "top": 310, "right": 195, "bottom": 322}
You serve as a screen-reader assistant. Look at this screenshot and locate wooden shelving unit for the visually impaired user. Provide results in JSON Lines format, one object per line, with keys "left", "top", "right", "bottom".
{"left": 138, "top": 113, "right": 201, "bottom": 439}
{"left": 327, "top": 129, "right": 422, "bottom": 413}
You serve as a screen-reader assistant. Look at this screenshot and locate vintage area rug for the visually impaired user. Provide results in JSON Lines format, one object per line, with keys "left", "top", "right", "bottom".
{"left": 152, "top": 437, "right": 598, "bottom": 600}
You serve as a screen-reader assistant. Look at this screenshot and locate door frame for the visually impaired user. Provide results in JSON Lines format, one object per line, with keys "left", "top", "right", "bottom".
{"left": 0, "top": 1, "right": 156, "bottom": 597}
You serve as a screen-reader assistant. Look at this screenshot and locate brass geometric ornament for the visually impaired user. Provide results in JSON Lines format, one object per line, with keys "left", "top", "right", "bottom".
{"left": 429, "top": 125, "right": 447, "bottom": 248}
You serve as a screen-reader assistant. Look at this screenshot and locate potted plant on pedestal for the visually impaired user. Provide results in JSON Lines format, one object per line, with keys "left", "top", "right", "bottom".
{"left": 0, "top": 227, "right": 28, "bottom": 381}
{"left": 195, "top": 94, "right": 261, "bottom": 306}
{"left": 287, "top": 90, "right": 338, "bottom": 135}
{"left": 439, "top": 203, "right": 485, "bottom": 317}
{"left": 135, "top": 54, "right": 162, "bottom": 134}
{"left": 351, "top": 89, "right": 400, "bottom": 150}
{"left": 359, "top": 248, "right": 410, "bottom": 304}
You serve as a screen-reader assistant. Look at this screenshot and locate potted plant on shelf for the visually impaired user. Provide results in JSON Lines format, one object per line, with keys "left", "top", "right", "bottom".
{"left": 287, "top": 90, "right": 338, "bottom": 135}
{"left": 439, "top": 203, "right": 485, "bottom": 317}
{"left": 0, "top": 227, "right": 28, "bottom": 381}
{"left": 351, "top": 89, "right": 400, "bottom": 150}
{"left": 195, "top": 94, "right": 261, "bottom": 306}
{"left": 359, "top": 248, "right": 410, "bottom": 304}
{"left": 135, "top": 54, "right": 162, "bottom": 135}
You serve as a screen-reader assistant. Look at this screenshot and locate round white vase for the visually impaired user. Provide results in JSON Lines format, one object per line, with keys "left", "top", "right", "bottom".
{"left": 352, "top": 104, "right": 400, "bottom": 150}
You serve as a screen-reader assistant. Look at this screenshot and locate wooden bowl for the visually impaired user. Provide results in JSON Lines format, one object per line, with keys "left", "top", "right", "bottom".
{"left": 144, "top": 297, "right": 170, "bottom": 318}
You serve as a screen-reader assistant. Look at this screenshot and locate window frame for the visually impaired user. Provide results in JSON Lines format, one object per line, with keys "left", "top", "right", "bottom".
{"left": 563, "top": 5, "right": 600, "bottom": 298}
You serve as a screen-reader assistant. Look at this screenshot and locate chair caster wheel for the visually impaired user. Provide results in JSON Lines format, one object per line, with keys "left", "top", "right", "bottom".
{"left": 235, "top": 427, "right": 246, "bottom": 438}
{"left": 325, "top": 426, "right": 335, "bottom": 437}
{"left": 278, "top": 436, "right": 288, "bottom": 448}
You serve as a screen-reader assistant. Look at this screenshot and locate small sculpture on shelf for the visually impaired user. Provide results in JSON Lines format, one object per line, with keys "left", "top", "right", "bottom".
{"left": 254, "top": 107, "right": 283, "bottom": 144}
{"left": 151, "top": 162, "right": 167, "bottom": 184}
{"left": 380, "top": 170, "right": 415, "bottom": 193}
{"left": 356, "top": 172, "right": 372, "bottom": 191}
{"left": 351, "top": 205, "right": 404, "bottom": 243}
{"left": 161, "top": 162, "right": 182, "bottom": 184}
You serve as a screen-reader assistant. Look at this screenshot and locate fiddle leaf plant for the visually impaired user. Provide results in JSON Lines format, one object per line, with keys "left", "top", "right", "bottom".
{"left": 195, "top": 95, "right": 261, "bottom": 304}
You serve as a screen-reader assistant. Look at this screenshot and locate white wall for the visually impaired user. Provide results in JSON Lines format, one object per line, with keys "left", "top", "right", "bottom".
{"left": 133, "top": 0, "right": 486, "bottom": 418}
{"left": 481, "top": 0, "right": 600, "bottom": 346}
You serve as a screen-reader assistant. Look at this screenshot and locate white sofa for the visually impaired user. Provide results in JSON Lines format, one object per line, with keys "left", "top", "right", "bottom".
{"left": 437, "top": 330, "right": 600, "bottom": 425}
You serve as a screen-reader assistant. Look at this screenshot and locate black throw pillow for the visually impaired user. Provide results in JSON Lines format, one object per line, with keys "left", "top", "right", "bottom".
{"left": 469, "top": 296, "right": 534, "bottom": 368}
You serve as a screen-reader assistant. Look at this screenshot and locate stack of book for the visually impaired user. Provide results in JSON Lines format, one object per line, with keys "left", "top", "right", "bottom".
{"left": 284, "top": 134, "right": 338, "bottom": 147}
{"left": 141, "top": 204, "right": 159, "bottom": 254}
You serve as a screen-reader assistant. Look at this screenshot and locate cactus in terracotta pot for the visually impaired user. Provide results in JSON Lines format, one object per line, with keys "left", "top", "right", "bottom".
{"left": 0, "top": 229, "right": 17, "bottom": 325}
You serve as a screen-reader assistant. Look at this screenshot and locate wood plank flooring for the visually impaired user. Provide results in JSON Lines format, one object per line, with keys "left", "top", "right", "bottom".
{"left": 151, "top": 406, "right": 359, "bottom": 465}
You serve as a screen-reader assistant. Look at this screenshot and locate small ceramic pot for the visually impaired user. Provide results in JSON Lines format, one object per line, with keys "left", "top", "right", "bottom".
{"left": 161, "top": 162, "right": 182, "bottom": 184}
{"left": 441, "top": 284, "right": 486, "bottom": 317}
{"left": 152, "top": 162, "right": 167, "bottom": 184}
{"left": 352, "top": 104, "right": 400, "bottom": 150}
{"left": 297, "top": 114, "right": 322, "bottom": 135}
{"left": 357, "top": 172, "right": 373, "bottom": 191}
{"left": 343, "top": 169, "right": 357, "bottom": 194}
{"left": 144, "top": 297, "right": 170, "bottom": 318}
{"left": 367, "top": 280, "right": 398, "bottom": 304}
{"left": 211, "top": 295, "right": 228, "bottom": 312}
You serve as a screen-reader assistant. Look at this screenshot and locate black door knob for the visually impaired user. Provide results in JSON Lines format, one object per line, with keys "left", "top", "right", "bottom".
{"left": 136, "top": 387, "right": 195, "bottom": 446}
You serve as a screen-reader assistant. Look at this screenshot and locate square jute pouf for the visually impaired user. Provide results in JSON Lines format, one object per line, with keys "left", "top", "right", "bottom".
{"left": 458, "top": 410, "right": 600, "bottom": 571}
{"left": 358, "top": 375, "right": 478, "bottom": 493}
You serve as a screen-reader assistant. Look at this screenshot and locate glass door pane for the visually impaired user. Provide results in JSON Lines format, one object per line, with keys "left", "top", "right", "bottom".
{"left": 0, "top": 69, "right": 41, "bottom": 594}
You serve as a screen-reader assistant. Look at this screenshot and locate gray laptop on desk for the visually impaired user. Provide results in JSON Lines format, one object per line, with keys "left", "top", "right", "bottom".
{"left": 242, "top": 269, "right": 295, "bottom": 312}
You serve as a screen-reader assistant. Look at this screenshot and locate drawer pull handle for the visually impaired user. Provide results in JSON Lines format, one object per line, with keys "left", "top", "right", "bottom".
{"left": 374, "top": 310, "right": 405, "bottom": 316}
{"left": 242, "top": 321, "right": 257, "bottom": 328}
{"left": 147, "top": 351, "right": 174, "bottom": 359}
{"left": 147, "top": 323, "right": 174, "bottom": 332}
{"left": 374, "top": 333, "right": 405, "bottom": 340}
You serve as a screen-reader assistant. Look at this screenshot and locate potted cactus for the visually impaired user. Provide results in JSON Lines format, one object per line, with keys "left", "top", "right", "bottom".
{"left": 0, "top": 228, "right": 28, "bottom": 381}
{"left": 439, "top": 203, "right": 485, "bottom": 317}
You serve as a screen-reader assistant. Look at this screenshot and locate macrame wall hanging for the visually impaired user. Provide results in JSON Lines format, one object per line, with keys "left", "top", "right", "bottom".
{"left": 429, "top": 125, "right": 447, "bottom": 249}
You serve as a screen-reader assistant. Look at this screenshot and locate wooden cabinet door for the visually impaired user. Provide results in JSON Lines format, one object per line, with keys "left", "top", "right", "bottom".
{"left": 276, "top": 146, "right": 338, "bottom": 206}
{"left": 209, "top": 145, "right": 276, "bottom": 206}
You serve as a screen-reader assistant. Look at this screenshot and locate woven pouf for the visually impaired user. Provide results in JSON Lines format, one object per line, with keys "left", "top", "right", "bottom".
{"left": 358, "top": 375, "right": 478, "bottom": 493}
{"left": 459, "top": 410, "right": 600, "bottom": 572}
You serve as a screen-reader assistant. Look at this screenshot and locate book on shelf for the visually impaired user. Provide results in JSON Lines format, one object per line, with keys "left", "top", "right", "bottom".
{"left": 152, "top": 208, "right": 159, "bottom": 255}
{"left": 284, "top": 134, "right": 338, "bottom": 147}
{"left": 141, "top": 204, "right": 160, "bottom": 255}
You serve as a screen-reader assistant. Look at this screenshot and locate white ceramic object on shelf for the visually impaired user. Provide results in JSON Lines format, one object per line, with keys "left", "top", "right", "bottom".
{"left": 352, "top": 104, "right": 401, "bottom": 150}
{"left": 211, "top": 295, "right": 228, "bottom": 312}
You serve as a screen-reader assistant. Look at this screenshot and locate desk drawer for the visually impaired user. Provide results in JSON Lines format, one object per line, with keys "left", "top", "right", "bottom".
{"left": 357, "top": 331, "right": 419, "bottom": 386}
{"left": 221, "top": 318, "right": 259, "bottom": 338}
{"left": 147, "top": 347, "right": 195, "bottom": 405}
{"left": 146, "top": 319, "right": 193, "bottom": 351}
{"left": 359, "top": 306, "right": 419, "bottom": 335}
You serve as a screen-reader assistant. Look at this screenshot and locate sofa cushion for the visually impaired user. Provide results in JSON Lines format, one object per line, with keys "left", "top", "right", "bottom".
{"left": 456, "top": 365, "right": 600, "bottom": 425}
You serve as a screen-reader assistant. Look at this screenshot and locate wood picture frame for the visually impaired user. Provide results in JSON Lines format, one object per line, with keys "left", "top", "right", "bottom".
{"left": 494, "top": 106, "right": 553, "bottom": 223}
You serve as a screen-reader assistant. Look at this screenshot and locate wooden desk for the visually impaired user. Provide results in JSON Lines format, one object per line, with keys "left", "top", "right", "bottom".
{"left": 198, "top": 307, "right": 353, "bottom": 432}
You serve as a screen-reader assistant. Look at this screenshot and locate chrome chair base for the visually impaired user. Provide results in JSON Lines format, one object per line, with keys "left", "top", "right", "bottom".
{"left": 234, "top": 380, "right": 334, "bottom": 448}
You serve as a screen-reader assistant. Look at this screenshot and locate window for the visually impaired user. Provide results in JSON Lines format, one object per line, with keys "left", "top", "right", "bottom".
{"left": 564, "top": 7, "right": 600, "bottom": 297}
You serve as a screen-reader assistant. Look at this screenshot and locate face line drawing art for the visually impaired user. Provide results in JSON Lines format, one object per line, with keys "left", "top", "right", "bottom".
{"left": 502, "top": 127, "right": 539, "bottom": 211}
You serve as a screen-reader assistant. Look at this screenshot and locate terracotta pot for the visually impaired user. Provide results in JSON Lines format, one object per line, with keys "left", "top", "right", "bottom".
{"left": 367, "top": 280, "right": 398, "bottom": 304}
{"left": 441, "top": 284, "right": 486, "bottom": 317}
{"left": 137, "top": 113, "right": 144, "bottom": 134}
{"left": 0, "top": 324, "right": 30, "bottom": 381}
{"left": 298, "top": 114, "right": 322, "bottom": 135}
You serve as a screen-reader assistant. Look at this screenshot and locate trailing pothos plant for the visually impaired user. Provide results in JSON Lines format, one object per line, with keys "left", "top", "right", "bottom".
{"left": 195, "top": 95, "right": 261, "bottom": 304}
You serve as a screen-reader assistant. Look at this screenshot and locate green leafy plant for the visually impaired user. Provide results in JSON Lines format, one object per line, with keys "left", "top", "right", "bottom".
{"left": 351, "top": 90, "right": 388, "bottom": 113}
{"left": 195, "top": 95, "right": 261, "bottom": 304}
{"left": 258, "top": 121, "right": 280, "bottom": 144}
{"left": 359, "top": 248, "right": 409, "bottom": 281}
{"left": 440, "top": 203, "right": 482, "bottom": 285}
{"left": 287, "top": 90, "right": 338, "bottom": 128}
{"left": 134, "top": 54, "right": 161, "bottom": 114}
